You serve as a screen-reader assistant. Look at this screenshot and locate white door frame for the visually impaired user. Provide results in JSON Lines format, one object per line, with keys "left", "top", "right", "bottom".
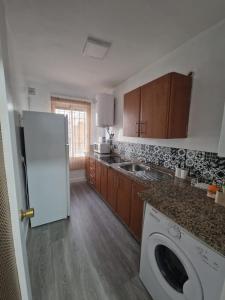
{"left": 0, "top": 1, "right": 32, "bottom": 298}
{"left": 0, "top": 56, "right": 32, "bottom": 300}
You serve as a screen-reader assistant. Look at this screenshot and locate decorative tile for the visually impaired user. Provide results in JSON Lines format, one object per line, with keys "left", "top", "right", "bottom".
{"left": 113, "top": 141, "right": 225, "bottom": 184}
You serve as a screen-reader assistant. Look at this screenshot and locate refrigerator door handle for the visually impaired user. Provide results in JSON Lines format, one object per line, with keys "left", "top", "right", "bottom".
{"left": 64, "top": 116, "right": 69, "bottom": 145}
{"left": 65, "top": 142, "right": 70, "bottom": 217}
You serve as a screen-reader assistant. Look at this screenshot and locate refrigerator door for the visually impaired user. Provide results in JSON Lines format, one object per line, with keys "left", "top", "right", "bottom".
{"left": 64, "top": 116, "right": 70, "bottom": 216}
{"left": 23, "top": 111, "right": 69, "bottom": 227}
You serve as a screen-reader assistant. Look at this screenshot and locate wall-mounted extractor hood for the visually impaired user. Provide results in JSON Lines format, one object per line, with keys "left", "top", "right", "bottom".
{"left": 82, "top": 37, "right": 111, "bottom": 59}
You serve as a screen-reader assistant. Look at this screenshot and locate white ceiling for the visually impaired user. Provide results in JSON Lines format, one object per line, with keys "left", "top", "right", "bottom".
{"left": 4, "top": 0, "right": 225, "bottom": 96}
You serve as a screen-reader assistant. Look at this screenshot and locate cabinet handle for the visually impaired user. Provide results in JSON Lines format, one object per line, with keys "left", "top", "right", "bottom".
{"left": 140, "top": 121, "right": 146, "bottom": 135}
{"left": 136, "top": 122, "right": 140, "bottom": 134}
{"left": 136, "top": 121, "right": 146, "bottom": 134}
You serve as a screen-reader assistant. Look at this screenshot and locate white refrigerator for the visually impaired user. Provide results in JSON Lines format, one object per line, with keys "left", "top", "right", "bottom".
{"left": 23, "top": 111, "right": 70, "bottom": 227}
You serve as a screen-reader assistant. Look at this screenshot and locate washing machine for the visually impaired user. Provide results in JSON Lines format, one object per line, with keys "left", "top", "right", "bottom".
{"left": 140, "top": 203, "right": 225, "bottom": 300}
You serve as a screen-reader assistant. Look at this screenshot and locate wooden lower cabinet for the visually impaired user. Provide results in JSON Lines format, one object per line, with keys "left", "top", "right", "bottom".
{"left": 107, "top": 168, "right": 118, "bottom": 211}
{"left": 86, "top": 156, "right": 145, "bottom": 242}
{"left": 116, "top": 174, "right": 132, "bottom": 226}
{"left": 89, "top": 157, "right": 96, "bottom": 188}
{"left": 100, "top": 164, "right": 108, "bottom": 200}
{"left": 95, "top": 161, "right": 101, "bottom": 193}
{"left": 85, "top": 157, "right": 90, "bottom": 181}
{"left": 94, "top": 161, "right": 108, "bottom": 197}
{"left": 130, "top": 183, "right": 145, "bottom": 241}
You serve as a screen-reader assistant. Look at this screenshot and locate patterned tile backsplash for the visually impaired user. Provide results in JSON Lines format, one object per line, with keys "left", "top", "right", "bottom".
{"left": 113, "top": 141, "right": 225, "bottom": 184}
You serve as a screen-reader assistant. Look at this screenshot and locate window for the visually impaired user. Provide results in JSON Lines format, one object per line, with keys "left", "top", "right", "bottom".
{"left": 51, "top": 97, "right": 91, "bottom": 170}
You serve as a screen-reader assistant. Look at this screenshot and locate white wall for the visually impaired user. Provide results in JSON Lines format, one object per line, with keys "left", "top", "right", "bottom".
{"left": 28, "top": 82, "right": 51, "bottom": 112}
{"left": 113, "top": 19, "right": 225, "bottom": 153}
{"left": 6, "top": 27, "right": 28, "bottom": 112}
{"left": 218, "top": 104, "right": 225, "bottom": 157}
{"left": 0, "top": 0, "right": 31, "bottom": 298}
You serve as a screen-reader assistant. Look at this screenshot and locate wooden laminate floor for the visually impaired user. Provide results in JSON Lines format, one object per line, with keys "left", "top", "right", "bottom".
{"left": 27, "top": 182, "right": 153, "bottom": 300}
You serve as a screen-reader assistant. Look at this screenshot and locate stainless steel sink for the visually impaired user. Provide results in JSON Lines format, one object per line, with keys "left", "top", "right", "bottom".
{"left": 118, "top": 163, "right": 172, "bottom": 181}
{"left": 119, "top": 163, "right": 147, "bottom": 172}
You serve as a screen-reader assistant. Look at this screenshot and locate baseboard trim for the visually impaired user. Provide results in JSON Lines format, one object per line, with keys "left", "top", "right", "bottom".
{"left": 70, "top": 177, "right": 86, "bottom": 183}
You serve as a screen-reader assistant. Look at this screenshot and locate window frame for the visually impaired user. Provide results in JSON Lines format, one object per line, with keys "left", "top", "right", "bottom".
{"left": 51, "top": 97, "right": 91, "bottom": 170}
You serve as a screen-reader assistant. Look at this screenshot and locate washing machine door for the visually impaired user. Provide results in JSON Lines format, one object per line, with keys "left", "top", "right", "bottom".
{"left": 147, "top": 233, "right": 203, "bottom": 300}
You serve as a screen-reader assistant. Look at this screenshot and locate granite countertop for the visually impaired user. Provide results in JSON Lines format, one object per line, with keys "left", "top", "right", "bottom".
{"left": 86, "top": 151, "right": 173, "bottom": 184}
{"left": 85, "top": 152, "right": 123, "bottom": 167}
{"left": 86, "top": 152, "right": 225, "bottom": 256}
{"left": 139, "top": 179, "right": 225, "bottom": 257}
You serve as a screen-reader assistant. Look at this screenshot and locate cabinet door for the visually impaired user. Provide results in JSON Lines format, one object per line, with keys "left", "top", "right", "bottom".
{"left": 85, "top": 157, "right": 90, "bottom": 182}
{"left": 123, "top": 88, "right": 141, "bottom": 137}
{"left": 116, "top": 174, "right": 132, "bottom": 225}
{"left": 95, "top": 161, "right": 101, "bottom": 193}
{"left": 89, "top": 157, "right": 96, "bottom": 188}
{"left": 167, "top": 73, "right": 192, "bottom": 138}
{"left": 100, "top": 164, "right": 108, "bottom": 200}
{"left": 107, "top": 168, "right": 118, "bottom": 211}
{"left": 140, "top": 74, "right": 171, "bottom": 138}
{"left": 130, "top": 183, "right": 145, "bottom": 241}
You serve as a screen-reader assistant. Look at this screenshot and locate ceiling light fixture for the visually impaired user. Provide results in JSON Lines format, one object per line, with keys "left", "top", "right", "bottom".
{"left": 82, "top": 36, "right": 111, "bottom": 59}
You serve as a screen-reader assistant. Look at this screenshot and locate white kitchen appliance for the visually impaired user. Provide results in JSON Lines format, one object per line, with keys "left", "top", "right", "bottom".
{"left": 23, "top": 111, "right": 70, "bottom": 227}
{"left": 140, "top": 203, "right": 225, "bottom": 300}
{"left": 95, "top": 93, "right": 114, "bottom": 127}
{"left": 94, "top": 142, "right": 110, "bottom": 154}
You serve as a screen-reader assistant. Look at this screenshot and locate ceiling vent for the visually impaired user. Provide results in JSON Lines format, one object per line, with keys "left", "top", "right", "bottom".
{"left": 82, "top": 37, "right": 111, "bottom": 59}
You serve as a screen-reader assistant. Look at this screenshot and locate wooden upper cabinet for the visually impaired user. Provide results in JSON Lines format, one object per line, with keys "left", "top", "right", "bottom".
{"left": 123, "top": 88, "right": 141, "bottom": 137}
{"left": 123, "top": 72, "right": 192, "bottom": 139}
{"left": 140, "top": 74, "right": 171, "bottom": 138}
{"left": 167, "top": 73, "right": 192, "bottom": 138}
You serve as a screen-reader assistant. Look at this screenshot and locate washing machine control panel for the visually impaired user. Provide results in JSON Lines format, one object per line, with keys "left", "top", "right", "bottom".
{"left": 196, "top": 246, "right": 220, "bottom": 271}
{"left": 167, "top": 224, "right": 182, "bottom": 239}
